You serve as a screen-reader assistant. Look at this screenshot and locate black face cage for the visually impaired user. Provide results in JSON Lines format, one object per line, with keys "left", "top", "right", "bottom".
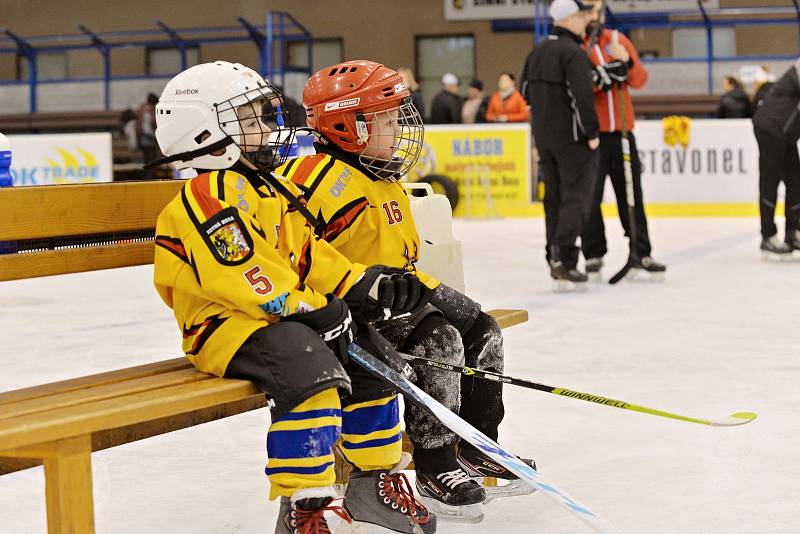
{"left": 215, "top": 85, "right": 297, "bottom": 171}
{"left": 357, "top": 98, "right": 424, "bottom": 182}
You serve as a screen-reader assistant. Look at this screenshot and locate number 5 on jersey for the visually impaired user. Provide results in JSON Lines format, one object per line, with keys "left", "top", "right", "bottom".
{"left": 244, "top": 265, "right": 273, "bottom": 295}
{"left": 382, "top": 200, "right": 403, "bottom": 225}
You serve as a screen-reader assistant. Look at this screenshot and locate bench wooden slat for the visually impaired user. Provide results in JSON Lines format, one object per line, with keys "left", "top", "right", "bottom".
{"left": 0, "top": 368, "right": 212, "bottom": 422}
{"left": 0, "top": 378, "right": 264, "bottom": 452}
{"left": 0, "top": 358, "right": 191, "bottom": 406}
{"left": 0, "top": 181, "right": 184, "bottom": 241}
{"left": 0, "top": 241, "right": 155, "bottom": 281}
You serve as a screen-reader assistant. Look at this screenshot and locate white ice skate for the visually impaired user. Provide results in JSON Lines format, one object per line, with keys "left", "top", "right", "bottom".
{"left": 625, "top": 256, "right": 666, "bottom": 282}
{"left": 761, "top": 235, "right": 796, "bottom": 262}
{"left": 585, "top": 258, "right": 603, "bottom": 282}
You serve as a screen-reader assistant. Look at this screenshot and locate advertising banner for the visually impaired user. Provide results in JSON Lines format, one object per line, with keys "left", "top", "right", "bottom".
{"left": 7, "top": 133, "right": 113, "bottom": 186}
{"left": 443, "top": 0, "right": 718, "bottom": 20}
{"left": 409, "top": 123, "right": 534, "bottom": 217}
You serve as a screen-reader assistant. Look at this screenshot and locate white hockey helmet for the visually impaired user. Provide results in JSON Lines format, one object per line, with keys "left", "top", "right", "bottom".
{"left": 153, "top": 60, "right": 294, "bottom": 170}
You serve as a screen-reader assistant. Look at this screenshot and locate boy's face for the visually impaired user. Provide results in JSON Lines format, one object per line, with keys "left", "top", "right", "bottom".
{"left": 361, "top": 109, "right": 400, "bottom": 161}
{"left": 236, "top": 98, "right": 273, "bottom": 154}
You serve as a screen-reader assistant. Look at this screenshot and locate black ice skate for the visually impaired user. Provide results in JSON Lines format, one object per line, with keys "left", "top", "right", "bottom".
{"left": 456, "top": 444, "right": 537, "bottom": 504}
{"left": 585, "top": 257, "right": 603, "bottom": 282}
{"left": 549, "top": 260, "right": 588, "bottom": 293}
{"left": 760, "top": 236, "right": 794, "bottom": 262}
{"left": 341, "top": 453, "right": 436, "bottom": 534}
{"left": 628, "top": 255, "right": 667, "bottom": 282}
{"left": 786, "top": 230, "right": 800, "bottom": 252}
{"left": 415, "top": 468, "right": 486, "bottom": 524}
{"left": 276, "top": 489, "right": 351, "bottom": 534}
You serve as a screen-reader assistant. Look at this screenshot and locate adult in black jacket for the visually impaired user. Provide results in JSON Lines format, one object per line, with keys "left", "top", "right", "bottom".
{"left": 429, "top": 73, "right": 463, "bottom": 124}
{"left": 752, "top": 61, "right": 800, "bottom": 256}
{"left": 527, "top": 0, "right": 599, "bottom": 287}
{"left": 716, "top": 76, "right": 751, "bottom": 119}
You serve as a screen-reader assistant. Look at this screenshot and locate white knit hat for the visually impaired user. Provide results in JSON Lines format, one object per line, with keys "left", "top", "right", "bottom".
{"left": 549, "top": 0, "right": 592, "bottom": 22}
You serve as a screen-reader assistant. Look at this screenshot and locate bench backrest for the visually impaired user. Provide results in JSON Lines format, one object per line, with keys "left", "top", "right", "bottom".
{"left": 0, "top": 181, "right": 183, "bottom": 281}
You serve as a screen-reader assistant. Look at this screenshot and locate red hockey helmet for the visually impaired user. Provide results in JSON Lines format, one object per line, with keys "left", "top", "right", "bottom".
{"left": 304, "top": 60, "right": 424, "bottom": 181}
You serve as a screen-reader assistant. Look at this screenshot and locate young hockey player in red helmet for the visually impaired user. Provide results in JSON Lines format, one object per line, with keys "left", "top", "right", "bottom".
{"left": 276, "top": 60, "right": 535, "bottom": 523}
{"left": 151, "top": 60, "right": 436, "bottom": 534}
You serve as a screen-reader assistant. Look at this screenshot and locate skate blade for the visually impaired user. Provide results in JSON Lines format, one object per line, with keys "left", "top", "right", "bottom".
{"left": 417, "top": 496, "right": 484, "bottom": 524}
{"left": 624, "top": 268, "right": 666, "bottom": 282}
{"left": 482, "top": 479, "right": 536, "bottom": 504}
{"left": 552, "top": 280, "right": 588, "bottom": 293}
{"left": 336, "top": 519, "right": 427, "bottom": 534}
{"left": 761, "top": 250, "right": 798, "bottom": 262}
{"left": 587, "top": 271, "right": 603, "bottom": 282}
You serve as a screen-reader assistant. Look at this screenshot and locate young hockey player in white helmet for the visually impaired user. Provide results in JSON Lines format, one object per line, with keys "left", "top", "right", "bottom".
{"left": 150, "top": 60, "right": 436, "bottom": 534}
{"left": 276, "top": 60, "right": 535, "bottom": 523}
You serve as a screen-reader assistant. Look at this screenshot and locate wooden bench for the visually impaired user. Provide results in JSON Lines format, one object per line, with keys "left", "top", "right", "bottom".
{"left": 0, "top": 180, "right": 529, "bottom": 534}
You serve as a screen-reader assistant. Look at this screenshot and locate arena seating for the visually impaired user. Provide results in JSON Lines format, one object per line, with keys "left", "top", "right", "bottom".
{"left": 0, "top": 180, "right": 527, "bottom": 534}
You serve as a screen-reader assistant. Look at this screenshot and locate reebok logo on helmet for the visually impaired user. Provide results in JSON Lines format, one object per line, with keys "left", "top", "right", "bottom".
{"left": 324, "top": 98, "right": 360, "bottom": 111}
{"left": 175, "top": 88, "right": 199, "bottom": 96}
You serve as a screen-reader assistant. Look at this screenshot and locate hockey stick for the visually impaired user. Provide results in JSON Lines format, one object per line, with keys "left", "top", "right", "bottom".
{"left": 401, "top": 353, "right": 757, "bottom": 427}
{"left": 349, "top": 343, "right": 624, "bottom": 534}
{"left": 608, "top": 41, "right": 638, "bottom": 284}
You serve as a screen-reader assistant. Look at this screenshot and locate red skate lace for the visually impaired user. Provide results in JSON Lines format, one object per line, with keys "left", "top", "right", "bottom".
{"left": 380, "top": 471, "right": 430, "bottom": 525}
{"left": 288, "top": 502, "right": 351, "bottom": 534}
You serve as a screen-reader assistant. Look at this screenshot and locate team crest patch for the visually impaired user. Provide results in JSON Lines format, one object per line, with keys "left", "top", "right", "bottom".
{"left": 203, "top": 209, "right": 254, "bottom": 265}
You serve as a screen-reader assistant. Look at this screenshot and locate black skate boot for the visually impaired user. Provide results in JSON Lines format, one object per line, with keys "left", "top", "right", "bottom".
{"left": 786, "top": 230, "right": 800, "bottom": 252}
{"left": 275, "top": 488, "right": 351, "bottom": 534}
{"left": 761, "top": 235, "right": 793, "bottom": 262}
{"left": 585, "top": 257, "right": 603, "bottom": 282}
{"left": 342, "top": 453, "right": 436, "bottom": 534}
{"left": 548, "top": 245, "right": 587, "bottom": 292}
{"left": 629, "top": 255, "right": 666, "bottom": 282}
{"left": 457, "top": 444, "right": 537, "bottom": 504}
{"left": 412, "top": 443, "right": 484, "bottom": 523}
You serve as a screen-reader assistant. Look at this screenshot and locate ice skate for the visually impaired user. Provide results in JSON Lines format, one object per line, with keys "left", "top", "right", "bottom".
{"left": 339, "top": 453, "right": 436, "bottom": 534}
{"left": 550, "top": 260, "right": 588, "bottom": 293}
{"left": 786, "top": 230, "right": 800, "bottom": 253}
{"left": 760, "top": 235, "right": 794, "bottom": 262}
{"left": 415, "top": 468, "right": 485, "bottom": 524}
{"left": 585, "top": 257, "right": 603, "bottom": 282}
{"left": 457, "top": 444, "right": 537, "bottom": 504}
{"left": 276, "top": 488, "right": 351, "bottom": 534}
{"left": 627, "top": 255, "right": 667, "bottom": 282}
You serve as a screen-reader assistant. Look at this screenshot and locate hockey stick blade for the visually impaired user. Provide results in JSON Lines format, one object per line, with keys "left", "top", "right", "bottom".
{"left": 349, "top": 343, "right": 624, "bottom": 534}
{"left": 401, "top": 353, "right": 757, "bottom": 427}
{"left": 608, "top": 259, "right": 631, "bottom": 284}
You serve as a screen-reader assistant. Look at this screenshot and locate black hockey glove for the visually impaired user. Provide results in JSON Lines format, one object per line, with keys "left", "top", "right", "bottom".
{"left": 283, "top": 294, "right": 355, "bottom": 364}
{"left": 344, "top": 266, "right": 432, "bottom": 323}
{"left": 593, "top": 61, "right": 629, "bottom": 92}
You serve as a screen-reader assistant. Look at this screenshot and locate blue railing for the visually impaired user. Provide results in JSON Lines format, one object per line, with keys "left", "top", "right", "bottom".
{"left": 0, "top": 11, "right": 313, "bottom": 112}
{"left": 492, "top": 1, "right": 800, "bottom": 94}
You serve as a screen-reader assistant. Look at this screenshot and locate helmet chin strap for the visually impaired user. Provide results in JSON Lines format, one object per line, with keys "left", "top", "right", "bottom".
{"left": 143, "top": 136, "right": 235, "bottom": 170}
{"left": 355, "top": 111, "right": 369, "bottom": 145}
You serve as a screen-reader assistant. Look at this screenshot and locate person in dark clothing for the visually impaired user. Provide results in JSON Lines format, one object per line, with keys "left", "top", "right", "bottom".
{"left": 716, "top": 76, "right": 751, "bottom": 118}
{"left": 429, "top": 73, "right": 463, "bottom": 124}
{"left": 527, "top": 0, "right": 599, "bottom": 289}
{"left": 137, "top": 93, "right": 160, "bottom": 179}
{"left": 752, "top": 60, "right": 800, "bottom": 257}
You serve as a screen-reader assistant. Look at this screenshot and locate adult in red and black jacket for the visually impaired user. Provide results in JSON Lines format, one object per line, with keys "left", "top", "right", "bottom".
{"left": 579, "top": 1, "right": 664, "bottom": 270}
{"left": 527, "top": 0, "right": 599, "bottom": 274}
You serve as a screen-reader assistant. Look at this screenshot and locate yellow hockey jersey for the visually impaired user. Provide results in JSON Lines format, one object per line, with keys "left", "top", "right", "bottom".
{"left": 276, "top": 152, "right": 439, "bottom": 290}
{"left": 154, "top": 169, "right": 366, "bottom": 376}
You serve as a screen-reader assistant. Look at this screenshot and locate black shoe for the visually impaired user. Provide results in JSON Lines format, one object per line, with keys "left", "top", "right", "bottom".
{"left": 631, "top": 256, "right": 666, "bottom": 273}
{"left": 761, "top": 236, "right": 793, "bottom": 261}
{"left": 585, "top": 258, "right": 603, "bottom": 274}
{"left": 415, "top": 468, "right": 486, "bottom": 523}
{"left": 549, "top": 260, "right": 588, "bottom": 283}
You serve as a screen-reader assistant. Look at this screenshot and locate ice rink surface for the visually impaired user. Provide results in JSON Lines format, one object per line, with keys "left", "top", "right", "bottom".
{"left": 1, "top": 216, "right": 798, "bottom": 533}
